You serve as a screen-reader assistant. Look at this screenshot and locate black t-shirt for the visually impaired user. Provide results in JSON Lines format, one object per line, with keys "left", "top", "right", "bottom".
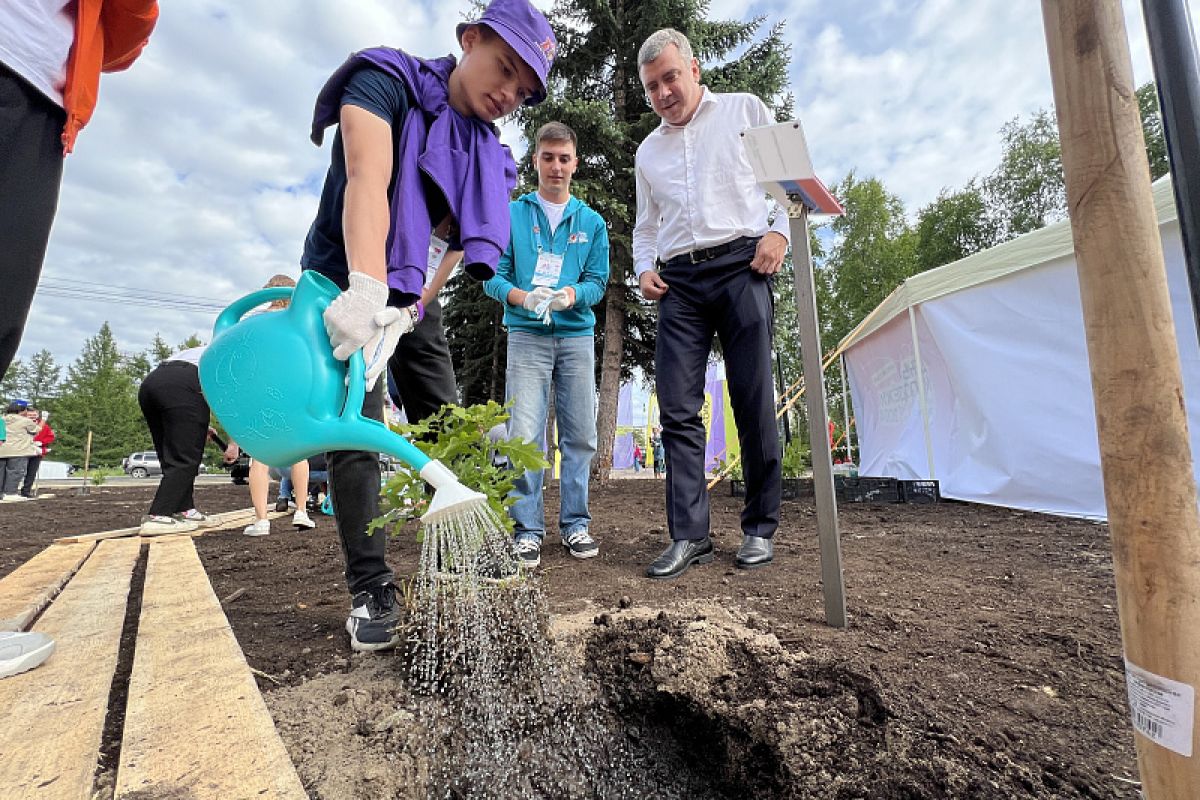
{"left": 300, "top": 67, "right": 418, "bottom": 285}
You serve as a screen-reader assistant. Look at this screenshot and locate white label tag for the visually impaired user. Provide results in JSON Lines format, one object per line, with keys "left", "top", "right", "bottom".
{"left": 1125, "top": 659, "right": 1195, "bottom": 757}
{"left": 425, "top": 235, "right": 449, "bottom": 288}
{"left": 532, "top": 252, "right": 564, "bottom": 287}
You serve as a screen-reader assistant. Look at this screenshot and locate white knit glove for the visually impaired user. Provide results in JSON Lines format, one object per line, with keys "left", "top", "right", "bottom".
{"left": 323, "top": 273, "right": 414, "bottom": 390}
{"left": 547, "top": 287, "right": 573, "bottom": 312}
{"left": 362, "top": 306, "right": 416, "bottom": 390}
{"left": 325, "top": 273, "right": 390, "bottom": 359}
{"left": 522, "top": 286, "right": 555, "bottom": 313}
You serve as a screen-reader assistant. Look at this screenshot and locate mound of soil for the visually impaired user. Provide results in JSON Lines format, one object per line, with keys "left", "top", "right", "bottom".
{"left": 4, "top": 480, "right": 1140, "bottom": 798}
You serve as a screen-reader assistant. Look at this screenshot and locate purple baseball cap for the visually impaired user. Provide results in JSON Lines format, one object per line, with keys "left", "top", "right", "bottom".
{"left": 456, "top": 0, "right": 556, "bottom": 105}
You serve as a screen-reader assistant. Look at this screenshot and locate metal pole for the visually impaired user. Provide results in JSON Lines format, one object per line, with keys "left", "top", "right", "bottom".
{"left": 1141, "top": 0, "right": 1200, "bottom": 336}
{"left": 789, "top": 204, "right": 847, "bottom": 628}
{"left": 775, "top": 349, "right": 791, "bottom": 444}
{"left": 840, "top": 354, "right": 853, "bottom": 464}
{"left": 907, "top": 307, "right": 936, "bottom": 478}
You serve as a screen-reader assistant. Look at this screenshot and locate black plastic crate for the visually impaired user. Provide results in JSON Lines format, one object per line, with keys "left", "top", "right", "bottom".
{"left": 834, "top": 475, "right": 901, "bottom": 503}
{"left": 899, "top": 479, "right": 940, "bottom": 504}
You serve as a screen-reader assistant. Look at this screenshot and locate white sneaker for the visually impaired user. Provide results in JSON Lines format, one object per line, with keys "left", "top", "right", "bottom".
{"left": 0, "top": 631, "right": 56, "bottom": 679}
{"left": 0, "top": 495, "right": 31, "bottom": 503}
{"left": 139, "top": 515, "right": 199, "bottom": 535}
{"left": 175, "top": 508, "right": 216, "bottom": 527}
{"left": 242, "top": 519, "right": 271, "bottom": 537}
{"left": 292, "top": 509, "right": 316, "bottom": 530}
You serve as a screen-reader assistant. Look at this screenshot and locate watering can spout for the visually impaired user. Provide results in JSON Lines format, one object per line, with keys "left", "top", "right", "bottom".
{"left": 420, "top": 460, "right": 488, "bottom": 525}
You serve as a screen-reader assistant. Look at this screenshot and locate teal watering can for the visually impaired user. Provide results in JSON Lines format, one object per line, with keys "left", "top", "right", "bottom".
{"left": 198, "top": 270, "right": 483, "bottom": 524}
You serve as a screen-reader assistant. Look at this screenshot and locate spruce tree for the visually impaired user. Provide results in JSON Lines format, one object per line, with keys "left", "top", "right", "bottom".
{"left": 514, "top": 0, "right": 793, "bottom": 480}
{"left": 22, "top": 350, "right": 61, "bottom": 408}
{"left": 53, "top": 323, "right": 150, "bottom": 467}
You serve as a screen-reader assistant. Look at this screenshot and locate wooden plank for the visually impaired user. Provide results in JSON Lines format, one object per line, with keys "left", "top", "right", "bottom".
{"left": 0, "top": 538, "right": 141, "bottom": 798}
{"left": 115, "top": 538, "right": 306, "bottom": 799}
{"left": 0, "top": 542, "right": 96, "bottom": 631}
{"left": 53, "top": 507, "right": 282, "bottom": 544}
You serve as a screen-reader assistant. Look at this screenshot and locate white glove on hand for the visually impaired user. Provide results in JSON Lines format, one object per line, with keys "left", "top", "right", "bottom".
{"left": 361, "top": 306, "right": 416, "bottom": 390}
{"left": 522, "top": 286, "right": 555, "bottom": 313}
{"left": 547, "top": 288, "right": 573, "bottom": 312}
{"left": 324, "top": 273, "right": 390, "bottom": 360}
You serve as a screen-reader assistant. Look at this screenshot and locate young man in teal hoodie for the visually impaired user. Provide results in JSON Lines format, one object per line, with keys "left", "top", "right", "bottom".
{"left": 484, "top": 122, "right": 610, "bottom": 568}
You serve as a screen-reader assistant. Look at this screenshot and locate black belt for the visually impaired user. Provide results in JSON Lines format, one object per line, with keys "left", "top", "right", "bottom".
{"left": 159, "top": 360, "right": 197, "bottom": 368}
{"left": 663, "top": 236, "right": 758, "bottom": 268}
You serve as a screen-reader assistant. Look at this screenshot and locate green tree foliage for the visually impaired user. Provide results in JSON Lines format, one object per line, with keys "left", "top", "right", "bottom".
{"left": 443, "top": 280, "right": 507, "bottom": 405}
{"left": 178, "top": 333, "right": 204, "bottom": 350}
{"left": 21, "top": 350, "right": 62, "bottom": 407}
{"left": 1137, "top": 81, "right": 1170, "bottom": 181}
{"left": 914, "top": 180, "right": 1002, "bottom": 272}
{"left": 1, "top": 359, "right": 23, "bottom": 402}
{"left": 52, "top": 323, "right": 150, "bottom": 466}
{"left": 984, "top": 110, "right": 1067, "bottom": 237}
{"left": 512, "top": 0, "right": 793, "bottom": 479}
{"left": 818, "top": 172, "right": 917, "bottom": 354}
{"left": 374, "top": 401, "right": 548, "bottom": 535}
{"left": 148, "top": 333, "right": 175, "bottom": 363}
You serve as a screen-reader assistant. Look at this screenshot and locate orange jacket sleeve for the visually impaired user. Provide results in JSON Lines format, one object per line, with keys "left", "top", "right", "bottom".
{"left": 100, "top": 0, "right": 159, "bottom": 72}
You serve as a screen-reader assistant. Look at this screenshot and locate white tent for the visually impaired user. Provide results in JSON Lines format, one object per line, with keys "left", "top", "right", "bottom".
{"left": 835, "top": 177, "right": 1194, "bottom": 519}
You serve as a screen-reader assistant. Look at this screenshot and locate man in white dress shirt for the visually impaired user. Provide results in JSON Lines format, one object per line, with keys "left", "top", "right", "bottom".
{"left": 634, "top": 28, "right": 788, "bottom": 579}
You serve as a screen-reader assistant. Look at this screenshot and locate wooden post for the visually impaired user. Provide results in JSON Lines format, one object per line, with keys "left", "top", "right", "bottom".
{"left": 1043, "top": 2, "right": 1200, "bottom": 794}
{"left": 79, "top": 430, "right": 94, "bottom": 495}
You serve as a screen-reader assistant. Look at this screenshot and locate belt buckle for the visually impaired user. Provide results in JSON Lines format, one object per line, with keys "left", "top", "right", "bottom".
{"left": 688, "top": 249, "right": 701, "bottom": 265}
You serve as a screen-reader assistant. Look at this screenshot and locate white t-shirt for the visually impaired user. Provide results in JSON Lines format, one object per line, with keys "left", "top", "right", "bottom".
{"left": 172, "top": 346, "right": 206, "bottom": 367}
{"left": 0, "top": 1, "right": 75, "bottom": 107}
{"left": 536, "top": 194, "right": 568, "bottom": 235}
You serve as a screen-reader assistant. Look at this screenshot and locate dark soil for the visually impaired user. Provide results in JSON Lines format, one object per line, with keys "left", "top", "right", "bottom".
{"left": 2, "top": 480, "right": 1139, "bottom": 798}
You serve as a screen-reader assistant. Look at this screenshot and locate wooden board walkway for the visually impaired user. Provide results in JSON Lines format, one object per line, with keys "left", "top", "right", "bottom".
{"left": 0, "top": 522, "right": 307, "bottom": 798}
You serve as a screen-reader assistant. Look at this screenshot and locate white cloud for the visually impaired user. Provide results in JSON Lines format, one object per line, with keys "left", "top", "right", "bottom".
{"left": 14, "top": 0, "right": 1198, "bottom": 369}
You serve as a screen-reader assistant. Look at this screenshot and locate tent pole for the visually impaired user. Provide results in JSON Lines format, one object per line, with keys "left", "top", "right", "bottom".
{"left": 840, "top": 355, "right": 852, "bottom": 464}
{"left": 1044, "top": 2, "right": 1200, "bottom": 794}
{"left": 907, "top": 306, "right": 936, "bottom": 478}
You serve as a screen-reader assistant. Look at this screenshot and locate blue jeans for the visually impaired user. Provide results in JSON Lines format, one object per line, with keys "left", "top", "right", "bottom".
{"left": 505, "top": 332, "right": 596, "bottom": 541}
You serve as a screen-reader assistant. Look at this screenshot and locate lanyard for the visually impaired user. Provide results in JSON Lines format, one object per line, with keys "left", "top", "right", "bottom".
{"left": 530, "top": 202, "right": 576, "bottom": 256}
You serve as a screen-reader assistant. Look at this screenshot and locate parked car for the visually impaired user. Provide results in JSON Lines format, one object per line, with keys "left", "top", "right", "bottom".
{"left": 124, "top": 451, "right": 161, "bottom": 478}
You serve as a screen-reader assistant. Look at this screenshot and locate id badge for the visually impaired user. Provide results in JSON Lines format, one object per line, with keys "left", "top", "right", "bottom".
{"left": 532, "top": 252, "right": 564, "bottom": 287}
{"left": 425, "top": 235, "right": 449, "bottom": 287}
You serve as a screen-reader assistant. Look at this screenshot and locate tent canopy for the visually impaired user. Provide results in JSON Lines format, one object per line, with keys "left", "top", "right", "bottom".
{"left": 835, "top": 176, "right": 1193, "bottom": 519}
{"left": 836, "top": 177, "right": 1180, "bottom": 356}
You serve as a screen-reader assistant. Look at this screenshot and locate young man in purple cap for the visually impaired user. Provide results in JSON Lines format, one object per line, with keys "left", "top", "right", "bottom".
{"left": 302, "top": 0, "right": 556, "bottom": 652}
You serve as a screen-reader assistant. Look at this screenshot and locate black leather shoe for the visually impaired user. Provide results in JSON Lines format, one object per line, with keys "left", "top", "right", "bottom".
{"left": 735, "top": 535, "right": 774, "bottom": 569}
{"left": 646, "top": 537, "right": 714, "bottom": 580}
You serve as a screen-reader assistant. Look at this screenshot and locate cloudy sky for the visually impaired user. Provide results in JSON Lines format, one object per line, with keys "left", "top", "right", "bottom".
{"left": 15, "top": 0, "right": 1199, "bottom": 370}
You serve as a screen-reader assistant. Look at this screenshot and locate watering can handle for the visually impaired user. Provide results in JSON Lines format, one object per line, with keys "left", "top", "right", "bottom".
{"left": 212, "top": 287, "right": 294, "bottom": 336}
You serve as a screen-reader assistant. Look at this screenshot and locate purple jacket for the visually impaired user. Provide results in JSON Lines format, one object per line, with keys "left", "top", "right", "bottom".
{"left": 311, "top": 48, "right": 518, "bottom": 305}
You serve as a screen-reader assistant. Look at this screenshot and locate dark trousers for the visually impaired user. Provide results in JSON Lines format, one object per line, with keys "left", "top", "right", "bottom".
{"left": 387, "top": 298, "right": 458, "bottom": 422}
{"left": 20, "top": 455, "right": 42, "bottom": 496}
{"left": 138, "top": 362, "right": 210, "bottom": 516}
{"left": 0, "top": 64, "right": 65, "bottom": 381}
{"left": 0, "top": 457, "right": 28, "bottom": 497}
{"left": 330, "top": 298, "right": 457, "bottom": 595}
{"left": 655, "top": 240, "right": 781, "bottom": 541}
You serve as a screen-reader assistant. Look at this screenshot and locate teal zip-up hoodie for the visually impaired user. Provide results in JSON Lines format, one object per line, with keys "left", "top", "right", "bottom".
{"left": 484, "top": 192, "right": 610, "bottom": 337}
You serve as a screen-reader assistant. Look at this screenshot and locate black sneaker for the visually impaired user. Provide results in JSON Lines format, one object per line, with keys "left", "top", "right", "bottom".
{"left": 514, "top": 536, "right": 541, "bottom": 569}
{"left": 275, "top": 496, "right": 290, "bottom": 513}
{"left": 562, "top": 528, "right": 599, "bottom": 559}
{"left": 345, "top": 582, "right": 401, "bottom": 652}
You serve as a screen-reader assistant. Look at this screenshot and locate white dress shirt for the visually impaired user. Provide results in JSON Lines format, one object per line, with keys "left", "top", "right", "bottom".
{"left": 633, "top": 88, "right": 790, "bottom": 277}
{"left": 0, "top": 0, "right": 75, "bottom": 106}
